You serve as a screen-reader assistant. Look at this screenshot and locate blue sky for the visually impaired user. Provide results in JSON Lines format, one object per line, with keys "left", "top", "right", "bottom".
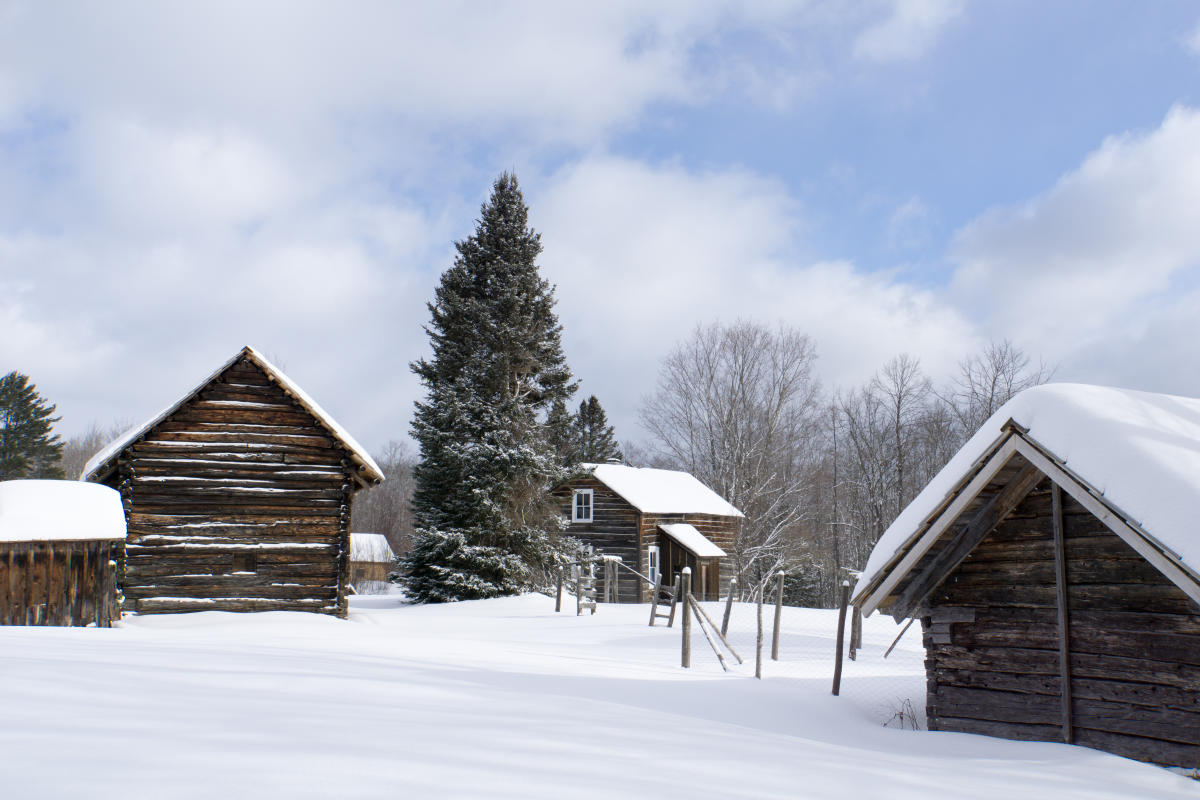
{"left": 1, "top": 2, "right": 1199, "bottom": 455}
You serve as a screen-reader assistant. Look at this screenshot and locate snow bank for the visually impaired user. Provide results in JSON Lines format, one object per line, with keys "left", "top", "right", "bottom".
{"left": 659, "top": 523, "right": 726, "bottom": 558}
{"left": 588, "top": 463, "right": 743, "bottom": 517}
{"left": 858, "top": 383, "right": 1200, "bottom": 598}
{"left": 0, "top": 480, "right": 126, "bottom": 541}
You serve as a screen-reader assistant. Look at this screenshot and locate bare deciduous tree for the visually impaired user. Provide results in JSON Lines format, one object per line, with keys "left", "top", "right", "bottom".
{"left": 60, "top": 422, "right": 130, "bottom": 481}
{"left": 943, "top": 339, "right": 1054, "bottom": 438}
{"left": 640, "top": 320, "right": 822, "bottom": 591}
{"left": 350, "top": 441, "right": 417, "bottom": 557}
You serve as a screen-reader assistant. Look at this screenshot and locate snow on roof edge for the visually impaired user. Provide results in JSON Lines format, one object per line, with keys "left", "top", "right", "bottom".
{"left": 658, "top": 522, "right": 727, "bottom": 558}
{"left": 0, "top": 480, "right": 126, "bottom": 541}
{"left": 82, "top": 346, "right": 383, "bottom": 484}
{"left": 854, "top": 383, "right": 1200, "bottom": 611}
{"left": 584, "top": 463, "right": 743, "bottom": 517}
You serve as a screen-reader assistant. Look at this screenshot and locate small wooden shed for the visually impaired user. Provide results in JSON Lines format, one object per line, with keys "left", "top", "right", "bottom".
{"left": 82, "top": 346, "right": 384, "bottom": 618}
{"left": 0, "top": 480, "right": 126, "bottom": 626}
{"left": 555, "top": 464, "right": 742, "bottom": 602}
{"left": 854, "top": 384, "right": 1200, "bottom": 768}
{"left": 349, "top": 532, "right": 395, "bottom": 589}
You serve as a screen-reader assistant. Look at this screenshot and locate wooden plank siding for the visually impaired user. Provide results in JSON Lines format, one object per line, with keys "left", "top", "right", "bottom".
{"left": 640, "top": 513, "right": 737, "bottom": 601}
{"left": 0, "top": 539, "right": 122, "bottom": 626}
{"left": 923, "top": 476, "right": 1200, "bottom": 768}
{"left": 102, "top": 356, "right": 355, "bottom": 617}
{"left": 554, "top": 479, "right": 644, "bottom": 602}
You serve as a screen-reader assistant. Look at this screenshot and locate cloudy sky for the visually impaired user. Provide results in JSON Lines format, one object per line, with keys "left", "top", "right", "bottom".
{"left": 3, "top": 1, "right": 1200, "bottom": 455}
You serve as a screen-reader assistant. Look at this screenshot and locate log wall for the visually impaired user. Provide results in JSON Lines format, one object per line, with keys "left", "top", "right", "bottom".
{"left": 924, "top": 477, "right": 1200, "bottom": 768}
{"left": 556, "top": 478, "right": 643, "bottom": 602}
{"left": 0, "top": 539, "right": 122, "bottom": 626}
{"left": 640, "top": 513, "right": 738, "bottom": 601}
{"left": 110, "top": 356, "right": 354, "bottom": 617}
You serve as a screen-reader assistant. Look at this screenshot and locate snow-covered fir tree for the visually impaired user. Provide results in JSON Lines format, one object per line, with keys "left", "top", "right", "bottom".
{"left": 570, "top": 395, "right": 622, "bottom": 464}
{"left": 0, "top": 371, "right": 64, "bottom": 480}
{"left": 544, "top": 396, "right": 575, "bottom": 468}
{"left": 405, "top": 173, "right": 576, "bottom": 602}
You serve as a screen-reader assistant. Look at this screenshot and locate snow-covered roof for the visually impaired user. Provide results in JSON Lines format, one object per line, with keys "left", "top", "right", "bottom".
{"left": 658, "top": 523, "right": 726, "bottom": 558}
{"left": 855, "top": 383, "right": 1200, "bottom": 612}
{"left": 350, "top": 532, "right": 394, "bottom": 562}
{"left": 82, "top": 346, "right": 384, "bottom": 486}
{"left": 585, "top": 464, "right": 743, "bottom": 517}
{"left": 0, "top": 480, "right": 126, "bottom": 542}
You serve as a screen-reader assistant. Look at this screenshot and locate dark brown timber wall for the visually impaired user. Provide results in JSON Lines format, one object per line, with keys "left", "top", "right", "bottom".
{"left": 556, "top": 479, "right": 642, "bottom": 602}
{"left": 0, "top": 539, "right": 122, "bottom": 626}
{"left": 110, "top": 356, "right": 353, "bottom": 617}
{"left": 640, "top": 513, "right": 737, "bottom": 602}
{"left": 923, "top": 477, "right": 1200, "bottom": 768}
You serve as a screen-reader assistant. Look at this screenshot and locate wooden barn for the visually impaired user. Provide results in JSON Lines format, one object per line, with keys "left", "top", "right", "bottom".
{"left": 349, "top": 532, "right": 395, "bottom": 590}
{"left": 82, "top": 346, "right": 384, "bottom": 618}
{"left": 853, "top": 384, "right": 1200, "bottom": 769}
{"left": 0, "top": 480, "right": 126, "bottom": 626}
{"left": 555, "top": 464, "right": 742, "bottom": 602}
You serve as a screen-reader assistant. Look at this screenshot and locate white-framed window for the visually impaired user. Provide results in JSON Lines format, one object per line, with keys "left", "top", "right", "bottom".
{"left": 648, "top": 545, "right": 660, "bottom": 584}
{"left": 571, "top": 489, "right": 593, "bottom": 523}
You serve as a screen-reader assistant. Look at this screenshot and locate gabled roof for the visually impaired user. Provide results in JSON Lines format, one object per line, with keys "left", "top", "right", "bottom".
{"left": 82, "top": 346, "right": 384, "bottom": 487}
{"left": 658, "top": 523, "right": 726, "bottom": 558}
{"left": 854, "top": 384, "right": 1200, "bottom": 617}
{"left": 584, "top": 463, "right": 743, "bottom": 517}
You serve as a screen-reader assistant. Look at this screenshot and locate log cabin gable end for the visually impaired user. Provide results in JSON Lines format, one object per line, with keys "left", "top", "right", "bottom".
{"left": 861, "top": 429, "right": 1200, "bottom": 620}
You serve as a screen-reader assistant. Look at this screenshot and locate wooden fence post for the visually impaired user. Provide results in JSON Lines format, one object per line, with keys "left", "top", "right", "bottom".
{"left": 721, "top": 576, "right": 736, "bottom": 637}
{"left": 832, "top": 580, "right": 849, "bottom": 696}
{"left": 680, "top": 568, "right": 692, "bottom": 669}
{"left": 771, "top": 571, "right": 785, "bottom": 661}
{"left": 755, "top": 584, "right": 764, "bottom": 679}
{"left": 849, "top": 607, "right": 862, "bottom": 661}
{"left": 555, "top": 566, "right": 563, "bottom": 612}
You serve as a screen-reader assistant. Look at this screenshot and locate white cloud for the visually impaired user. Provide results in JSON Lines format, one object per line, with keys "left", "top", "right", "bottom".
{"left": 853, "top": 0, "right": 963, "bottom": 63}
{"left": 535, "top": 157, "right": 973, "bottom": 439}
{"left": 949, "top": 105, "right": 1200, "bottom": 359}
{"left": 1186, "top": 20, "right": 1200, "bottom": 55}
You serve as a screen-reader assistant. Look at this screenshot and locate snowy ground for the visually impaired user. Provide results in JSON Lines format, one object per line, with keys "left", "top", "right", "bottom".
{"left": 1, "top": 594, "right": 1194, "bottom": 798}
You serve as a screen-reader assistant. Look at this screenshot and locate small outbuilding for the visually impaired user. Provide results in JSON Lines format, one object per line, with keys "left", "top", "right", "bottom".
{"left": 853, "top": 384, "right": 1200, "bottom": 769}
{"left": 349, "top": 532, "right": 395, "bottom": 590}
{"left": 0, "top": 480, "right": 126, "bottom": 626}
{"left": 555, "top": 464, "right": 742, "bottom": 602}
{"left": 83, "top": 346, "right": 384, "bottom": 618}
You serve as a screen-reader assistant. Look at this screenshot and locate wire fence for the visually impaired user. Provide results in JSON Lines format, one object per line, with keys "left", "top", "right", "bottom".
{"left": 556, "top": 556, "right": 927, "bottom": 728}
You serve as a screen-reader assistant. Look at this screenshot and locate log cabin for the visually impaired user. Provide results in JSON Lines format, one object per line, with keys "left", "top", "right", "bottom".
{"left": 349, "top": 532, "right": 395, "bottom": 591}
{"left": 554, "top": 464, "right": 742, "bottom": 602}
{"left": 853, "top": 384, "right": 1200, "bottom": 769}
{"left": 82, "top": 346, "right": 384, "bottom": 618}
{"left": 0, "top": 480, "right": 126, "bottom": 626}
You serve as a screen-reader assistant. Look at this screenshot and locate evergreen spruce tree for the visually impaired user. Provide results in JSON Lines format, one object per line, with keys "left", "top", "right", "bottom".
{"left": 406, "top": 173, "right": 576, "bottom": 602}
{"left": 544, "top": 397, "right": 574, "bottom": 468}
{"left": 0, "top": 371, "right": 65, "bottom": 480}
{"left": 570, "top": 395, "right": 623, "bottom": 464}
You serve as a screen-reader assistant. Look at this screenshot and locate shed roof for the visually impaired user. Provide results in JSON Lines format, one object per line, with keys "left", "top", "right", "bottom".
{"left": 0, "top": 480, "right": 126, "bottom": 542}
{"left": 350, "top": 532, "right": 395, "bottom": 563}
{"left": 855, "top": 383, "right": 1200, "bottom": 615}
{"left": 658, "top": 523, "right": 726, "bottom": 558}
{"left": 82, "top": 346, "right": 384, "bottom": 487}
{"left": 584, "top": 464, "right": 743, "bottom": 517}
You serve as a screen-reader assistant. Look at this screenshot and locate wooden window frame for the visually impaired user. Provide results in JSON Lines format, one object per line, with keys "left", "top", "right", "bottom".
{"left": 571, "top": 489, "right": 593, "bottom": 523}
